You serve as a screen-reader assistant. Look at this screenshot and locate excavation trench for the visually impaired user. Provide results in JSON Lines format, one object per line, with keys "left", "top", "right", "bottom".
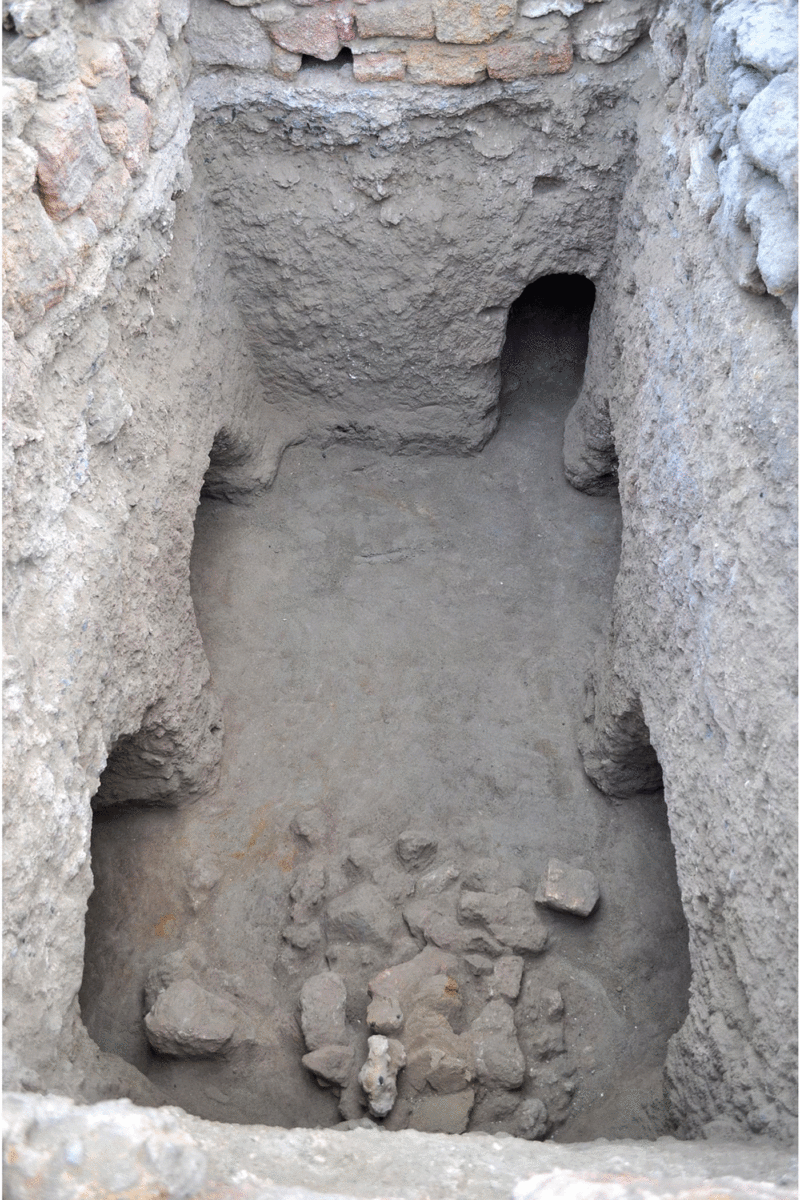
{"left": 81, "top": 274, "right": 690, "bottom": 1139}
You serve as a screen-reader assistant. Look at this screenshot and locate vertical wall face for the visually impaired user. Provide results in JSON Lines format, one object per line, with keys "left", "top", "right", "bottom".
{"left": 565, "top": 0, "right": 797, "bottom": 1142}
{"left": 2, "top": 0, "right": 797, "bottom": 1148}
{"left": 189, "top": 62, "right": 642, "bottom": 454}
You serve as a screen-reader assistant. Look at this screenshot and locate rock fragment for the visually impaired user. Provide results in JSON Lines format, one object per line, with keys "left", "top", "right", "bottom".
{"left": 490, "top": 955, "right": 524, "bottom": 1001}
{"left": 367, "top": 994, "right": 404, "bottom": 1034}
{"left": 536, "top": 859, "right": 600, "bottom": 917}
{"left": 470, "top": 999, "right": 526, "bottom": 1088}
{"left": 300, "top": 971, "right": 348, "bottom": 1051}
{"left": 396, "top": 829, "right": 438, "bottom": 870}
{"left": 327, "top": 882, "right": 401, "bottom": 949}
{"left": 144, "top": 979, "right": 240, "bottom": 1058}
{"left": 358, "top": 1035, "right": 406, "bottom": 1117}
{"left": 457, "top": 887, "right": 549, "bottom": 952}
{"left": 302, "top": 1043, "right": 355, "bottom": 1087}
{"left": 409, "top": 1088, "right": 475, "bottom": 1133}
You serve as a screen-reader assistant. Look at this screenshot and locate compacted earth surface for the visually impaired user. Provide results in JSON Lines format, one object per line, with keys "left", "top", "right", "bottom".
{"left": 81, "top": 277, "right": 691, "bottom": 1141}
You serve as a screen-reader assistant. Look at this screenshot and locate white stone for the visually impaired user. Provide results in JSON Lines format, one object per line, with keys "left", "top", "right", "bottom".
{"left": 519, "top": 0, "right": 582, "bottom": 18}
{"left": 737, "top": 72, "right": 798, "bottom": 199}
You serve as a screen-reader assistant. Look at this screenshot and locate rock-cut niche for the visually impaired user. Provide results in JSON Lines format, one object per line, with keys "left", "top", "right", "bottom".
{"left": 79, "top": 269, "right": 689, "bottom": 1138}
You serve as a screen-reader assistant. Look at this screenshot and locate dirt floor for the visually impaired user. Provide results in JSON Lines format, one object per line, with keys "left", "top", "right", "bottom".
{"left": 81, "top": 277, "right": 691, "bottom": 1140}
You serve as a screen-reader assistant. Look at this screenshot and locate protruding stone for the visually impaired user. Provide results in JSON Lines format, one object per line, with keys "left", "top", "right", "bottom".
{"left": 407, "top": 899, "right": 505, "bottom": 955}
{"left": 300, "top": 971, "right": 348, "bottom": 1051}
{"left": 515, "top": 1096, "right": 548, "bottom": 1139}
{"left": 26, "top": 83, "right": 112, "bottom": 221}
{"left": 469, "top": 999, "right": 526, "bottom": 1088}
{"left": 486, "top": 15, "right": 571, "bottom": 78}
{"left": 396, "top": 829, "right": 438, "bottom": 870}
{"left": 327, "top": 882, "right": 401, "bottom": 949}
{"left": 572, "top": 0, "right": 657, "bottom": 65}
{"left": 358, "top": 1035, "right": 406, "bottom": 1117}
{"left": 536, "top": 859, "right": 600, "bottom": 917}
{"left": 490, "top": 955, "right": 524, "bottom": 1001}
{"left": 270, "top": 46, "right": 303, "bottom": 78}
{"left": 144, "top": 943, "right": 208, "bottom": 1012}
{"left": 144, "top": 979, "right": 239, "bottom": 1058}
{"left": 367, "top": 994, "right": 404, "bottom": 1034}
{"left": 270, "top": 3, "right": 354, "bottom": 59}
{"left": 457, "top": 887, "right": 549, "bottom": 952}
{"left": 409, "top": 1088, "right": 475, "bottom": 1133}
{"left": 302, "top": 1043, "right": 355, "bottom": 1087}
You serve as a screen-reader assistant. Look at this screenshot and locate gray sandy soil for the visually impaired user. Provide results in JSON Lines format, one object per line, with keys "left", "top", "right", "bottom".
{"left": 81, "top": 280, "right": 690, "bottom": 1139}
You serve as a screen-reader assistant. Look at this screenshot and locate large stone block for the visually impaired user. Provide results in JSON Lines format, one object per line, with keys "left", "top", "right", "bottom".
{"left": 737, "top": 72, "right": 798, "bottom": 200}
{"left": 271, "top": 3, "right": 354, "bottom": 57}
{"left": 186, "top": 0, "right": 273, "bottom": 69}
{"left": 26, "top": 82, "right": 112, "bottom": 221}
{"left": 79, "top": 38, "right": 133, "bottom": 122}
{"left": 4, "top": 26, "right": 78, "bottom": 99}
{"left": 432, "top": 0, "right": 516, "bottom": 44}
{"left": 2, "top": 135, "right": 74, "bottom": 335}
{"left": 355, "top": 0, "right": 434, "bottom": 39}
{"left": 405, "top": 41, "right": 487, "bottom": 82}
{"left": 572, "top": 0, "right": 657, "bottom": 64}
{"left": 78, "top": 0, "right": 160, "bottom": 73}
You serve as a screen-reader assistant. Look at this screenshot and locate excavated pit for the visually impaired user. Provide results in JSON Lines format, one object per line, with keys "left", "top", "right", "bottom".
{"left": 80, "top": 272, "right": 690, "bottom": 1140}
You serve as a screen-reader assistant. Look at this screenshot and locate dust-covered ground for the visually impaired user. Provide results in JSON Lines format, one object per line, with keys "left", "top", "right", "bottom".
{"left": 81, "top": 277, "right": 690, "bottom": 1140}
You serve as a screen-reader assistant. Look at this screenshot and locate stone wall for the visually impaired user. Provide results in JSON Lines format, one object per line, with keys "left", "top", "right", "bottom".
{"left": 564, "top": 0, "right": 797, "bottom": 1144}
{"left": 185, "top": 0, "right": 658, "bottom": 85}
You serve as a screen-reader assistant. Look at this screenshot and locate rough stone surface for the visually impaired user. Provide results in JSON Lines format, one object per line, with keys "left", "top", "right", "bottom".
{"left": 565, "top": 46, "right": 797, "bottom": 1141}
{"left": 572, "top": 0, "right": 657, "bottom": 64}
{"left": 536, "top": 859, "right": 600, "bottom": 917}
{"left": 302, "top": 1042, "right": 356, "bottom": 1086}
{"left": 144, "top": 979, "right": 240, "bottom": 1058}
{"left": 458, "top": 888, "right": 550, "bottom": 952}
{"left": 300, "top": 972, "right": 349, "bottom": 1051}
{"left": 6, "top": 1094, "right": 796, "bottom": 1200}
{"left": 358, "top": 1034, "right": 406, "bottom": 1115}
{"left": 432, "top": 0, "right": 516, "bottom": 44}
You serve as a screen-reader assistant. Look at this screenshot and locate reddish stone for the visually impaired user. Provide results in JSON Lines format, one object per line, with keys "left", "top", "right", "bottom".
{"left": 271, "top": 2, "right": 354, "bottom": 57}
{"left": 27, "top": 83, "right": 112, "bottom": 221}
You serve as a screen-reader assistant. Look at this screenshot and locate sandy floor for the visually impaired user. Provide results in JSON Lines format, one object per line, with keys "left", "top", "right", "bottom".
{"left": 82, "top": 278, "right": 690, "bottom": 1138}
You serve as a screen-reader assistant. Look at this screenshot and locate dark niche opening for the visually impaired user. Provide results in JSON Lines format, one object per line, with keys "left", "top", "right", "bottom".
{"left": 499, "top": 273, "right": 596, "bottom": 423}
{"left": 301, "top": 48, "right": 353, "bottom": 70}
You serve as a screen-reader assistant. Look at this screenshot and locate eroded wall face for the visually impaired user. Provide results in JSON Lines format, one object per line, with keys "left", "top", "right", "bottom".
{"left": 564, "top": 0, "right": 797, "bottom": 1143}
{"left": 191, "top": 64, "right": 640, "bottom": 453}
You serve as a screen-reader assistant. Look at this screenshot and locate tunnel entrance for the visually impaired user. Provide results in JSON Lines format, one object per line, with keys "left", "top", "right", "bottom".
{"left": 79, "top": 277, "right": 689, "bottom": 1139}
{"left": 499, "top": 274, "right": 596, "bottom": 427}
